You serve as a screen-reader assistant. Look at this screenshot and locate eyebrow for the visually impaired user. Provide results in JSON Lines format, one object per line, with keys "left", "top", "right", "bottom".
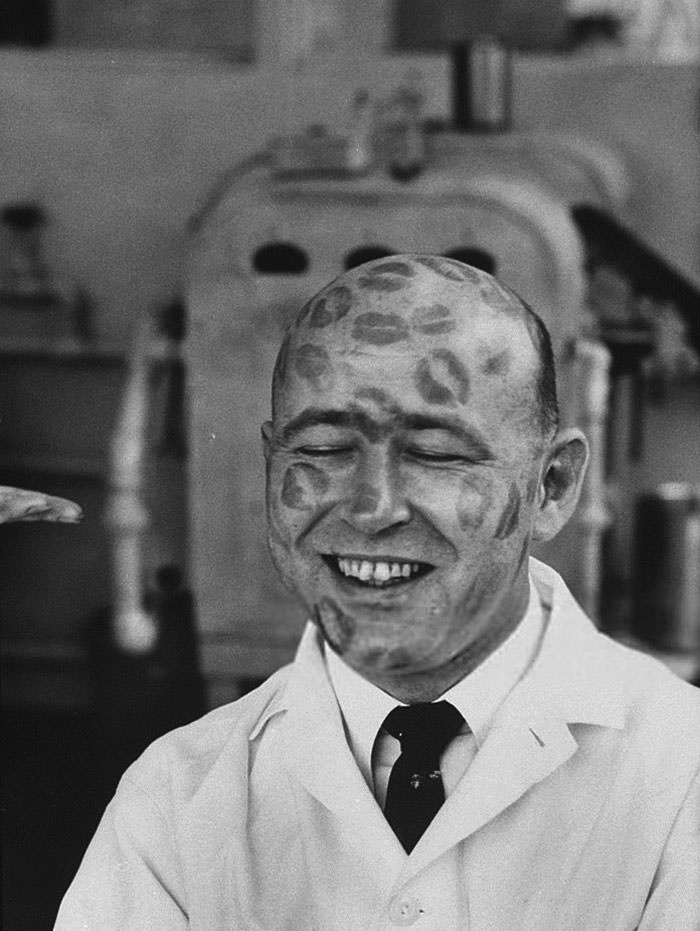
{"left": 281, "top": 407, "right": 495, "bottom": 459}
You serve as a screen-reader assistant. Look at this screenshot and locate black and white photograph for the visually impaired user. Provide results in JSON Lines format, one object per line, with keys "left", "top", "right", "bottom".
{"left": 1, "top": 1, "right": 699, "bottom": 928}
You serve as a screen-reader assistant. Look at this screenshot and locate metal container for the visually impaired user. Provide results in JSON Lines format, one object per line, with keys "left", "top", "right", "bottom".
{"left": 631, "top": 483, "right": 700, "bottom": 652}
{"left": 451, "top": 37, "right": 512, "bottom": 132}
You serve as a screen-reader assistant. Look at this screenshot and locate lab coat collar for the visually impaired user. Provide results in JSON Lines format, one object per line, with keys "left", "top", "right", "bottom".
{"left": 249, "top": 559, "right": 627, "bottom": 880}
{"left": 399, "top": 559, "right": 627, "bottom": 882}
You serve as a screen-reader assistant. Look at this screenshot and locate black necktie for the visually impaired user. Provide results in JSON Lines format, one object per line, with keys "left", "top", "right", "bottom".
{"left": 382, "top": 701, "right": 465, "bottom": 853}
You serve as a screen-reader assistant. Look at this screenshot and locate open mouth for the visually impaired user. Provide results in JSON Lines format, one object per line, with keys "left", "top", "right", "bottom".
{"left": 322, "top": 554, "right": 434, "bottom": 588}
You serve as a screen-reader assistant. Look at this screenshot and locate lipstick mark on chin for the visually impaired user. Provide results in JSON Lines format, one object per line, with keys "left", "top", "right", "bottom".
{"left": 316, "top": 598, "right": 356, "bottom": 652}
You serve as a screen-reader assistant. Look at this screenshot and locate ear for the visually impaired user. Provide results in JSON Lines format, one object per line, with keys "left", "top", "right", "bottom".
{"left": 531, "top": 428, "right": 589, "bottom": 543}
{"left": 261, "top": 421, "right": 273, "bottom": 461}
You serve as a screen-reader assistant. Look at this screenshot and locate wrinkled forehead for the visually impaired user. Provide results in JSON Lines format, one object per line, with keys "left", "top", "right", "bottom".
{"left": 288, "top": 254, "right": 533, "bottom": 359}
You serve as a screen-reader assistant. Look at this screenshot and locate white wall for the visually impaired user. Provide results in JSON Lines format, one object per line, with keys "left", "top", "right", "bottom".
{"left": 1, "top": 50, "right": 697, "bottom": 346}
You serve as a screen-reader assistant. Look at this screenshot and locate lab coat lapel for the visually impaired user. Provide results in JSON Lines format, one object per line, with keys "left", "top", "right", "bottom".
{"left": 278, "top": 624, "right": 403, "bottom": 869}
{"left": 398, "top": 560, "right": 626, "bottom": 884}
{"left": 400, "top": 716, "right": 578, "bottom": 883}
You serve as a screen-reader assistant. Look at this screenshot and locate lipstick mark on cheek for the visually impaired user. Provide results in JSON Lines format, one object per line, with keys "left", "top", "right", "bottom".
{"left": 526, "top": 475, "right": 539, "bottom": 503}
{"left": 315, "top": 598, "right": 356, "bottom": 653}
{"left": 516, "top": 535, "right": 530, "bottom": 571}
{"left": 457, "top": 477, "right": 492, "bottom": 531}
{"left": 280, "top": 464, "right": 330, "bottom": 511}
{"left": 494, "top": 482, "right": 521, "bottom": 540}
{"left": 482, "top": 348, "right": 511, "bottom": 376}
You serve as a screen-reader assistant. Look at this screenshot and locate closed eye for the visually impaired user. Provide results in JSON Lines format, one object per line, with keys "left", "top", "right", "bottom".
{"left": 296, "top": 446, "right": 354, "bottom": 457}
{"left": 405, "top": 448, "right": 472, "bottom": 464}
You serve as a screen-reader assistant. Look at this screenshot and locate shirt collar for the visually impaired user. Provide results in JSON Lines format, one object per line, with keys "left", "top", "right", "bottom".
{"left": 324, "top": 573, "right": 545, "bottom": 788}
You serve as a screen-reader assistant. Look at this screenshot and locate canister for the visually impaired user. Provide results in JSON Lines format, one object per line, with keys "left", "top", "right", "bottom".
{"left": 451, "top": 36, "right": 512, "bottom": 132}
{"left": 631, "top": 483, "right": 700, "bottom": 652}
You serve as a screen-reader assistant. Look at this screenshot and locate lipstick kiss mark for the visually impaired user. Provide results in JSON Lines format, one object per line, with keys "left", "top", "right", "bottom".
{"left": 352, "top": 312, "right": 410, "bottom": 345}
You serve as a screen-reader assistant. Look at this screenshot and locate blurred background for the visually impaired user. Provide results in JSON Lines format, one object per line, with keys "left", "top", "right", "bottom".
{"left": 1, "top": 1, "right": 699, "bottom": 927}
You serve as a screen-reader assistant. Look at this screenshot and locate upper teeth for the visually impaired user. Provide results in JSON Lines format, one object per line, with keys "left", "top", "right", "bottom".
{"left": 336, "top": 557, "right": 421, "bottom": 583}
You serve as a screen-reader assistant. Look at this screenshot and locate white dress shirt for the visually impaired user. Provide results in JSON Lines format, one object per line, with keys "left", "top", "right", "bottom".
{"left": 325, "top": 576, "right": 545, "bottom": 807}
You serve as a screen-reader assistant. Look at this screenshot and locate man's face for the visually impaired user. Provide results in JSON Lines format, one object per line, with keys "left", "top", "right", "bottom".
{"left": 264, "top": 256, "right": 549, "bottom": 688}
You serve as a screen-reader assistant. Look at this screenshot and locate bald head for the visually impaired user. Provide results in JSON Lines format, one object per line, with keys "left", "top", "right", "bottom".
{"left": 272, "top": 254, "right": 558, "bottom": 437}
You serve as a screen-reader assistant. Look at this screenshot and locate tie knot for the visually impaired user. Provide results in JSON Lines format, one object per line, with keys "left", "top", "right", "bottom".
{"left": 383, "top": 701, "right": 464, "bottom": 758}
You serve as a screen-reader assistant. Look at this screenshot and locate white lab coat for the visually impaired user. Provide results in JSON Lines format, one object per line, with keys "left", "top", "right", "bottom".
{"left": 56, "top": 560, "right": 700, "bottom": 930}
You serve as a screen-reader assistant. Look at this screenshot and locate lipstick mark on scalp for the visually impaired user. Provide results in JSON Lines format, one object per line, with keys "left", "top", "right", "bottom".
{"left": 494, "top": 482, "right": 521, "bottom": 539}
{"left": 307, "top": 285, "right": 354, "bottom": 328}
{"left": 352, "top": 312, "right": 410, "bottom": 345}
{"left": 411, "top": 303, "right": 456, "bottom": 336}
{"left": 294, "top": 343, "right": 335, "bottom": 390}
{"left": 356, "top": 260, "right": 416, "bottom": 293}
{"left": 280, "top": 463, "right": 329, "bottom": 510}
{"left": 367, "top": 260, "right": 416, "bottom": 278}
{"left": 415, "top": 349, "right": 470, "bottom": 407}
{"left": 413, "top": 256, "right": 481, "bottom": 284}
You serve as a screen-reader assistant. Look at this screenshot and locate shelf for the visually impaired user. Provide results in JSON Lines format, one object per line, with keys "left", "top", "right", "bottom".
{"left": 0, "top": 337, "right": 125, "bottom": 363}
{"left": 0, "top": 452, "right": 107, "bottom": 479}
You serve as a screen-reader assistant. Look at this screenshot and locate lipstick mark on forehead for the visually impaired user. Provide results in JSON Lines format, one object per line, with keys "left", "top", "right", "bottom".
{"left": 280, "top": 463, "right": 330, "bottom": 510}
{"left": 352, "top": 311, "right": 410, "bottom": 345}
{"left": 273, "top": 334, "right": 291, "bottom": 385}
{"left": 353, "top": 386, "right": 401, "bottom": 415}
{"left": 307, "top": 285, "right": 354, "bottom": 329}
{"left": 415, "top": 349, "right": 470, "bottom": 407}
{"left": 494, "top": 482, "right": 521, "bottom": 540}
{"left": 294, "top": 343, "right": 335, "bottom": 391}
{"left": 413, "top": 255, "right": 482, "bottom": 284}
{"left": 411, "top": 303, "right": 456, "bottom": 336}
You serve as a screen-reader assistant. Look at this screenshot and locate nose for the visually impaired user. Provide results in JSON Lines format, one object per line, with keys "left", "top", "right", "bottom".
{"left": 341, "top": 446, "right": 411, "bottom": 535}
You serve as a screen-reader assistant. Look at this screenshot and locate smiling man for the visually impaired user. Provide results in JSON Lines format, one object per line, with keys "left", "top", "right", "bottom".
{"left": 57, "top": 256, "right": 700, "bottom": 930}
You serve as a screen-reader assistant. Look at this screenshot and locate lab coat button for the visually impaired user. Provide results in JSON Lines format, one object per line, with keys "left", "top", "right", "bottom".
{"left": 389, "top": 895, "right": 422, "bottom": 925}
